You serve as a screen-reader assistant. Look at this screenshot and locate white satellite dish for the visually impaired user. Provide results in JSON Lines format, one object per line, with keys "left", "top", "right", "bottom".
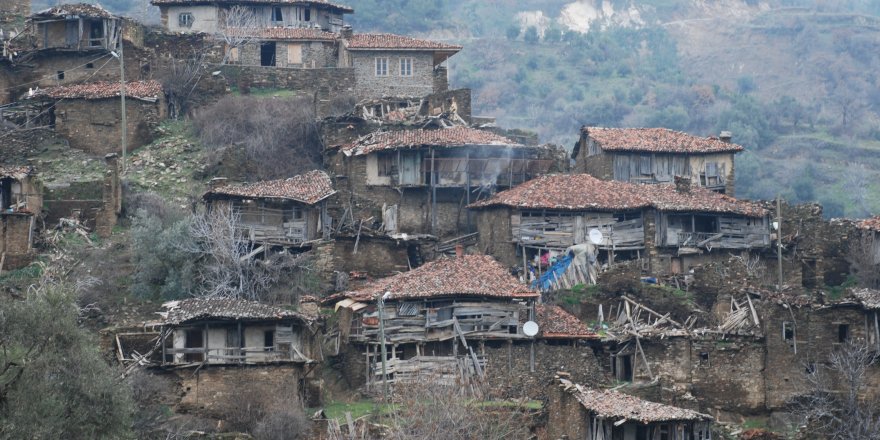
{"left": 589, "top": 228, "right": 604, "bottom": 245}
{"left": 523, "top": 320, "right": 539, "bottom": 337}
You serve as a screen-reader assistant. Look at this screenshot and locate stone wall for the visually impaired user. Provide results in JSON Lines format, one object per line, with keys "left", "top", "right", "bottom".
{"left": 9, "top": 44, "right": 150, "bottom": 93}
{"left": 351, "top": 51, "right": 434, "bottom": 99}
{"left": 474, "top": 207, "right": 518, "bottom": 267}
{"left": 43, "top": 180, "right": 104, "bottom": 228}
{"left": 546, "top": 378, "right": 591, "bottom": 440}
{"left": 423, "top": 88, "right": 471, "bottom": 122}
{"left": 53, "top": 95, "right": 165, "bottom": 156}
{"left": 220, "top": 65, "right": 355, "bottom": 117}
{"left": 95, "top": 154, "right": 121, "bottom": 238}
{"left": 432, "top": 66, "right": 448, "bottom": 94}
{"left": 575, "top": 140, "right": 613, "bottom": 178}
{"left": 0, "top": 0, "right": 28, "bottom": 34}
{"left": 0, "top": 212, "right": 34, "bottom": 270}
{"left": 238, "top": 40, "right": 337, "bottom": 69}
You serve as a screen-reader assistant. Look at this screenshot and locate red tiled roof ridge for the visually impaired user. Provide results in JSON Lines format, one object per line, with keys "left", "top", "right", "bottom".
{"left": 25, "top": 80, "right": 163, "bottom": 101}
{"left": 340, "top": 254, "right": 537, "bottom": 302}
{"left": 226, "top": 27, "right": 337, "bottom": 41}
{"left": 582, "top": 126, "right": 744, "bottom": 154}
{"left": 340, "top": 127, "right": 524, "bottom": 156}
{"left": 346, "top": 33, "right": 462, "bottom": 50}
{"left": 206, "top": 170, "right": 335, "bottom": 205}
{"left": 0, "top": 165, "right": 35, "bottom": 179}
{"left": 857, "top": 215, "right": 880, "bottom": 232}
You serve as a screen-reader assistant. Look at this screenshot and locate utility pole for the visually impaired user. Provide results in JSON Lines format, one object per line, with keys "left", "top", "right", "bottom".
{"left": 378, "top": 292, "right": 389, "bottom": 402}
{"left": 776, "top": 195, "right": 783, "bottom": 291}
{"left": 117, "top": 29, "right": 127, "bottom": 174}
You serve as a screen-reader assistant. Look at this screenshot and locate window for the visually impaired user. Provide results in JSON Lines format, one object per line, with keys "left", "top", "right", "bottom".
{"left": 184, "top": 329, "right": 204, "bottom": 362}
{"left": 287, "top": 43, "right": 302, "bottom": 65}
{"left": 56, "top": 71, "right": 64, "bottom": 80}
{"left": 699, "top": 351, "right": 710, "bottom": 366}
{"left": 399, "top": 57, "right": 413, "bottom": 76}
{"left": 272, "top": 6, "right": 283, "bottom": 23}
{"left": 264, "top": 330, "right": 275, "bottom": 351}
{"left": 304, "top": 7, "right": 311, "bottom": 21}
{"left": 375, "top": 57, "right": 388, "bottom": 76}
{"left": 783, "top": 321, "right": 795, "bottom": 341}
{"left": 838, "top": 324, "right": 850, "bottom": 343}
{"left": 377, "top": 153, "right": 394, "bottom": 177}
{"left": 89, "top": 22, "right": 104, "bottom": 46}
{"left": 85, "top": 62, "right": 94, "bottom": 68}
{"left": 178, "top": 12, "right": 194, "bottom": 28}
{"left": 658, "top": 424, "right": 670, "bottom": 440}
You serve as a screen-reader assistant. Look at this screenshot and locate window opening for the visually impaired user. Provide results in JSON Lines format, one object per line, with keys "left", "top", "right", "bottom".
{"left": 56, "top": 70, "right": 64, "bottom": 80}
{"left": 260, "top": 42, "right": 276, "bottom": 66}
{"left": 399, "top": 57, "right": 413, "bottom": 76}
{"left": 375, "top": 57, "right": 388, "bottom": 76}
{"left": 264, "top": 330, "right": 275, "bottom": 351}
{"left": 783, "top": 321, "right": 794, "bottom": 341}
{"left": 272, "top": 6, "right": 283, "bottom": 23}
{"left": 304, "top": 7, "right": 311, "bottom": 21}
{"left": 838, "top": 324, "right": 849, "bottom": 343}
{"left": 184, "top": 329, "right": 204, "bottom": 362}
{"left": 178, "top": 12, "right": 194, "bottom": 28}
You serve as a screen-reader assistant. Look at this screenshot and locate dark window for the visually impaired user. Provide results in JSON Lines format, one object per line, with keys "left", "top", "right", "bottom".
{"left": 56, "top": 71, "right": 64, "bottom": 80}
{"left": 264, "top": 330, "right": 275, "bottom": 351}
{"left": 838, "top": 324, "right": 850, "bottom": 343}
{"left": 613, "top": 354, "right": 633, "bottom": 382}
{"left": 805, "top": 363, "right": 816, "bottom": 374}
{"left": 783, "top": 321, "right": 794, "bottom": 341}
{"left": 260, "top": 42, "right": 276, "bottom": 66}
{"left": 699, "top": 351, "right": 710, "bottom": 365}
{"left": 89, "top": 21, "right": 103, "bottom": 46}
{"left": 178, "top": 12, "right": 194, "bottom": 28}
{"left": 272, "top": 6, "right": 283, "bottom": 22}
{"left": 377, "top": 153, "right": 394, "bottom": 177}
{"left": 85, "top": 63, "right": 94, "bottom": 68}
{"left": 304, "top": 7, "right": 311, "bottom": 21}
{"left": 184, "top": 329, "right": 204, "bottom": 362}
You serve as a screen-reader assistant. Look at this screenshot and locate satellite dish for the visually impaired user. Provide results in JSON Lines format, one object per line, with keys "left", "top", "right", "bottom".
{"left": 523, "top": 321, "right": 539, "bottom": 337}
{"left": 589, "top": 228, "right": 604, "bottom": 245}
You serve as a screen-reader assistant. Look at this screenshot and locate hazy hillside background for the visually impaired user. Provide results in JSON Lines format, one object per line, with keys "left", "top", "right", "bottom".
{"left": 37, "top": 0, "right": 880, "bottom": 218}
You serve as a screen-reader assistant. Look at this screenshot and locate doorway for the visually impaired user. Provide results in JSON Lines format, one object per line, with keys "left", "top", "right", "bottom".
{"left": 260, "top": 42, "right": 276, "bottom": 66}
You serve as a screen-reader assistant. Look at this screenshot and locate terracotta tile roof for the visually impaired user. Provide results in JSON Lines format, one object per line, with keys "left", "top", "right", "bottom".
{"left": 227, "top": 27, "right": 337, "bottom": 41}
{"left": 469, "top": 174, "right": 767, "bottom": 217}
{"left": 853, "top": 289, "right": 880, "bottom": 310}
{"left": 640, "top": 184, "right": 768, "bottom": 217}
{"left": 339, "top": 255, "right": 538, "bottom": 302}
{"left": 25, "top": 80, "right": 163, "bottom": 101}
{"left": 582, "top": 127, "right": 744, "bottom": 154}
{"left": 346, "top": 33, "right": 461, "bottom": 51}
{"left": 160, "top": 298, "right": 310, "bottom": 325}
{"left": 558, "top": 378, "right": 713, "bottom": 423}
{"left": 536, "top": 305, "right": 598, "bottom": 339}
{"left": 149, "top": 0, "right": 354, "bottom": 13}
{"left": 857, "top": 216, "right": 880, "bottom": 232}
{"left": 33, "top": 3, "right": 115, "bottom": 19}
{"left": 0, "top": 165, "right": 34, "bottom": 180}
{"left": 341, "top": 127, "right": 524, "bottom": 156}
{"left": 205, "top": 170, "right": 335, "bottom": 205}
{"left": 469, "top": 174, "right": 650, "bottom": 212}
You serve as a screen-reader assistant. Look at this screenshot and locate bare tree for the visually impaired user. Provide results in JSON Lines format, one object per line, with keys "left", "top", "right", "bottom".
{"left": 789, "top": 339, "right": 880, "bottom": 439}
{"left": 218, "top": 5, "right": 259, "bottom": 65}
{"left": 157, "top": 51, "right": 207, "bottom": 119}
{"left": 182, "top": 204, "right": 312, "bottom": 301}
{"left": 848, "top": 231, "right": 880, "bottom": 289}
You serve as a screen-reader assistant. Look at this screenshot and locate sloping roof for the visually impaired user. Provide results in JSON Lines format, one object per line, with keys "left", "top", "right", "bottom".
{"left": 149, "top": 0, "right": 354, "bottom": 13}
{"left": 339, "top": 255, "right": 538, "bottom": 302}
{"left": 558, "top": 378, "right": 713, "bottom": 423}
{"left": 346, "top": 33, "right": 461, "bottom": 51}
{"left": 33, "top": 3, "right": 115, "bottom": 19}
{"left": 340, "top": 127, "right": 524, "bottom": 156}
{"left": 853, "top": 289, "right": 880, "bottom": 310}
{"left": 227, "top": 27, "right": 337, "bottom": 41}
{"left": 640, "top": 184, "right": 767, "bottom": 217}
{"left": 205, "top": 170, "right": 336, "bottom": 205}
{"left": 582, "top": 127, "right": 744, "bottom": 154}
{"left": 160, "top": 298, "right": 310, "bottom": 325}
{"left": 25, "top": 80, "right": 163, "bottom": 101}
{"left": 857, "top": 216, "right": 880, "bottom": 232}
{"left": 0, "top": 165, "right": 35, "bottom": 180}
{"left": 536, "top": 305, "right": 598, "bottom": 339}
{"left": 469, "top": 174, "right": 767, "bottom": 217}
{"left": 468, "top": 174, "right": 651, "bottom": 211}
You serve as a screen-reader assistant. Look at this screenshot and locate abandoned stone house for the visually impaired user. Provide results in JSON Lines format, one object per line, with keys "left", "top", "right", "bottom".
{"left": 28, "top": 3, "right": 121, "bottom": 52}
{"left": 25, "top": 80, "right": 165, "bottom": 155}
{"left": 548, "top": 377, "right": 714, "bottom": 440}
{"left": 152, "top": 0, "right": 352, "bottom": 34}
{"left": 0, "top": 165, "right": 40, "bottom": 271}
{"left": 203, "top": 170, "right": 336, "bottom": 248}
{"left": 228, "top": 27, "right": 338, "bottom": 68}
{"left": 856, "top": 215, "right": 880, "bottom": 267}
{"left": 327, "top": 126, "right": 556, "bottom": 239}
{"left": 469, "top": 173, "right": 770, "bottom": 283}
{"left": 572, "top": 127, "right": 743, "bottom": 195}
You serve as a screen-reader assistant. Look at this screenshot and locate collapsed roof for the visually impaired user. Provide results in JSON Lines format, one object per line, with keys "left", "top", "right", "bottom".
{"left": 557, "top": 378, "right": 713, "bottom": 423}
{"left": 339, "top": 127, "right": 527, "bottom": 156}
{"left": 31, "top": 3, "right": 116, "bottom": 19}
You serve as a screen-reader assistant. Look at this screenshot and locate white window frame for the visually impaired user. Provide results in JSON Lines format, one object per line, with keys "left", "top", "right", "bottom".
{"left": 178, "top": 12, "right": 194, "bottom": 28}
{"left": 375, "top": 57, "right": 388, "bottom": 77}
{"left": 271, "top": 6, "right": 283, "bottom": 23}
{"left": 399, "top": 57, "right": 413, "bottom": 77}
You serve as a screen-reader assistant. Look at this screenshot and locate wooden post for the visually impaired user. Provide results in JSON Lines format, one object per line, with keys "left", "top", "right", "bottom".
{"left": 529, "top": 340, "right": 535, "bottom": 373}
{"left": 161, "top": 326, "right": 167, "bottom": 366}
{"left": 378, "top": 295, "right": 389, "bottom": 401}
{"left": 431, "top": 148, "right": 437, "bottom": 235}
{"left": 203, "top": 323, "right": 209, "bottom": 362}
{"left": 465, "top": 150, "right": 471, "bottom": 232}
{"left": 777, "top": 196, "right": 783, "bottom": 290}
{"left": 237, "top": 321, "right": 243, "bottom": 363}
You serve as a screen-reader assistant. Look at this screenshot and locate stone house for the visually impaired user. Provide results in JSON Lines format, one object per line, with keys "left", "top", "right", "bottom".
{"left": 327, "top": 126, "right": 555, "bottom": 239}
{"left": 0, "top": 165, "right": 40, "bottom": 271}
{"left": 152, "top": 0, "right": 352, "bottom": 34}
{"left": 338, "top": 32, "right": 461, "bottom": 99}
{"left": 26, "top": 80, "right": 165, "bottom": 155}
{"left": 856, "top": 215, "right": 880, "bottom": 267}
{"left": 469, "top": 174, "right": 770, "bottom": 278}
{"left": 28, "top": 3, "right": 121, "bottom": 51}
{"left": 548, "top": 377, "right": 714, "bottom": 440}
{"left": 202, "top": 170, "right": 336, "bottom": 248}
{"left": 572, "top": 127, "right": 743, "bottom": 195}
{"left": 229, "top": 27, "right": 338, "bottom": 67}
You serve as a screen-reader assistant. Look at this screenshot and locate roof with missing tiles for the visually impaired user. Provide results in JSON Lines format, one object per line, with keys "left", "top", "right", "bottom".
{"left": 346, "top": 33, "right": 462, "bottom": 51}
{"left": 25, "top": 80, "right": 163, "bottom": 101}
{"left": 149, "top": 0, "right": 354, "bottom": 13}
{"left": 853, "top": 289, "right": 880, "bottom": 310}
{"left": 33, "top": 3, "right": 116, "bottom": 19}
{"left": 337, "top": 254, "right": 538, "bottom": 302}
{"left": 227, "top": 27, "right": 337, "bottom": 41}
{"left": 0, "top": 165, "right": 35, "bottom": 180}
{"left": 159, "top": 298, "right": 310, "bottom": 325}
{"left": 581, "top": 127, "right": 744, "bottom": 154}
{"left": 535, "top": 305, "right": 598, "bottom": 339}
{"left": 558, "top": 378, "right": 713, "bottom": 423}
{"left": 857, "top": 216, "right": 880, "bottom": 232}
{"left": 340, "top": 127, "right": 525, "bottom": 156}
{"left": 469, "top": 174, "right": 767, "bottom": 217}
{"left": 205, "top": 170, "right": 335, "bottom": 205}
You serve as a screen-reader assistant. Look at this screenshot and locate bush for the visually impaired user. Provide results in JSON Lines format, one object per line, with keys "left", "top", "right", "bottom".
{"left": 130, "top": 198, "right": 196, "bottom": 299}
{"left": 523, "top": 26, "right": 539, "bottom": 44}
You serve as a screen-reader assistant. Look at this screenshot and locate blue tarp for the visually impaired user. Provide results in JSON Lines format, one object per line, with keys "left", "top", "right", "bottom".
{"left": 532, "top": 254, "right": 573, "bottom": 292}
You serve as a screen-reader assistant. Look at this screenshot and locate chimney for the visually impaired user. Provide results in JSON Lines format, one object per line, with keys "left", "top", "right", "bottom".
{"left": 674, "top": 176, "right": 691, "bottom": 193}
{"left": 455, "top": 244, "right": 464, "bottom": 258}
{"left": 719, "top": 131, "right": 732, "bottom": 143}
{"left": 209, "top": 177, "right": 228, "bottom": 190}
{"left": 341, "top": 25, "right": 353, "bottom": 40}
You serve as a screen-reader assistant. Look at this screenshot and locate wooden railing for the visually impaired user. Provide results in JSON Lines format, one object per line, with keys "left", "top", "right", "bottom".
{"left": 163, "top": 345, "right": 309, "bottom": 365}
